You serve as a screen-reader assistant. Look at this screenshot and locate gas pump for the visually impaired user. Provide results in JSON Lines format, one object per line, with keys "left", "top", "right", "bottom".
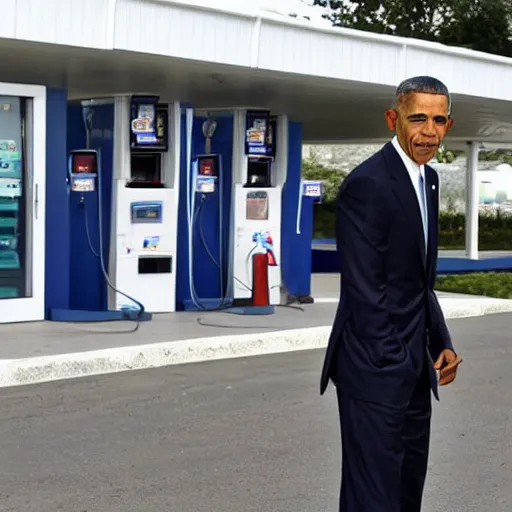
{"left": 50, "top": 149, "right": 150, "bottom": 322}
{"left": 108, "top": 96, "right": 178, "bottom": 313}
{"left": 181, "top": 106, "right": 235, "bottom": 311}
{"left": 231, "top": 110, "right": 285, "bottom": 306}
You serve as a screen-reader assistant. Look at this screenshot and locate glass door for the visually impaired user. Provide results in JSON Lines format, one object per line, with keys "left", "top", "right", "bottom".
{"left": 0, "top": 85, "right": 46, "bottom": 323}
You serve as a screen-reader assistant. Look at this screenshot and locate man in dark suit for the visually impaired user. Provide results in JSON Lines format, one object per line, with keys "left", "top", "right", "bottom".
{"left": 320, "top": 76, "right": 463, "bottom": 512}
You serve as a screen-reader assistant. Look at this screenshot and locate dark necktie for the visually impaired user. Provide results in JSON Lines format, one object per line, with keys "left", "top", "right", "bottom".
{"left": 418, "top": 171, "right": 428, "bottom": 249}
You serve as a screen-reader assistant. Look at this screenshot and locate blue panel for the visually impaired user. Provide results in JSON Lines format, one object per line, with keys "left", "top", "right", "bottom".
{"left": 311, "top": 248, "right": 338, "bottom": 274}
{"left": 313, "top": 238, "right": 336, "bottom": 245}
{"left": 294, "top": 195, "right": 315, "bottom": 285}
{"left": 44, "top": 88, "right": 70, "bottom": 317}
{"left": 175, "top": 114, "right": 234, "bottom": 310}
{"left": 175, "top": 112, "right": 190, "bottom": 310}
{"left": 437, "top": 257, "right": 512, "bottom": 274}
{"left": 281, "top": 121, "right": 313, "bottom": 297}
{"left": 190, "top": 117, "right": 221, "bottom": 302}
{"left": 67, "top": 102, "right": 114, "bottom": 312}
{"left": 311, "top": 246, "right": 512, "bottom": 275}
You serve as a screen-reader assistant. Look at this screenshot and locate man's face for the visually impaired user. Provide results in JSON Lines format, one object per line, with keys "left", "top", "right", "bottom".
{"left": 385, "top": 92, "right": 454, "bottom": 165}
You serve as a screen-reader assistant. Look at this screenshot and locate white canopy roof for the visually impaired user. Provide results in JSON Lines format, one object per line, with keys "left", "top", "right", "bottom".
{"left": 1, "top": 0, "right": 512, "bottom": 145}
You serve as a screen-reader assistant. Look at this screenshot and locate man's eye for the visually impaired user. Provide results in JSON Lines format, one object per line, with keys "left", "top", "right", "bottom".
{"left": 435, "top": 117, "right": 448, "bottom": 125}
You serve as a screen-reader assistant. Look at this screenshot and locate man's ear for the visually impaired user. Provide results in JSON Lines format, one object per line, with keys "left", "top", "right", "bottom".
{"left": 447, "top": 117, "right": 454, "bottom": 131}
{"left": 385, "top": 109, "right": 398, "bottom": 132}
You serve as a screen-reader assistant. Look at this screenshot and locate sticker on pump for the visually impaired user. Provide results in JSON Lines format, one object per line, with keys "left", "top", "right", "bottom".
{"left": 71, "top": 177, "right": 95, "bottom": 192}
{"left": 196, "top": 176, "right": 216, "bottom": 194}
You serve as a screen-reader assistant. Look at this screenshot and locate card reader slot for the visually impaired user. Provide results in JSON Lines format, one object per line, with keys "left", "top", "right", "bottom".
{"left": 138, "top": 256, "right": 171, "bottom": 274}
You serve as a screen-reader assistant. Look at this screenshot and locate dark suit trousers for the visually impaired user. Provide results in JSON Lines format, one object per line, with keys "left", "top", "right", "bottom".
{"left": 336, "top": 367, "right": 432, "bottom": 512}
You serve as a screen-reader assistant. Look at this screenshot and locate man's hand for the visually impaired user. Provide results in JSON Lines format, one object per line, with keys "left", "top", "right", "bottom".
{"left": 434, "top": 349, "right": 462, "bottom": 386}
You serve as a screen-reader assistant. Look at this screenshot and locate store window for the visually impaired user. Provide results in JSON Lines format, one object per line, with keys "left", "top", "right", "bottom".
{"left": 0, "top": 97, "right": 29, "bottom": 299}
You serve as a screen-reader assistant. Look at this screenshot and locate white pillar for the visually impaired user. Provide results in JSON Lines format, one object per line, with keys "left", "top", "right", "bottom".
{"left": 465, "top": 141, "right": 479, "bottom": 260}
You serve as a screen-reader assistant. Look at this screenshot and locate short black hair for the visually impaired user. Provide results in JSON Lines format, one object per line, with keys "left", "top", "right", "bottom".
{"left": 394, "top": 76, "right": 451, "bottom": 114}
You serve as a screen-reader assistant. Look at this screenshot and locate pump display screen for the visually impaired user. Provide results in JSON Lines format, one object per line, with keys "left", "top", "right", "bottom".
{"left": 246, "top": 157, "right": 272, "bottom": 188}
{"left": 196, "top": 154, "right": 219, "bottom": 178}
{"left": 71, "top": 153, "right": 97, "bottom": 175}
{"left": 129, "top": 153, "right": 161, "bottom": 184}
{"left": 199, "top": 158, "right": 215, "bottom": 176}
{"left": 131, "top": 201, "right": 163, "bottom": 223}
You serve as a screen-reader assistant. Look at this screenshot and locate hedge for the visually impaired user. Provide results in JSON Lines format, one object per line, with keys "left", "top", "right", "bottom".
{"left": 436, "top": 272, "right": 512, "bottom": 299}
{"left": 302, "top": 155, "right": 512, "bottom": 250}
{"left": 313, "top": 207, "right": 512, "bottom": 250}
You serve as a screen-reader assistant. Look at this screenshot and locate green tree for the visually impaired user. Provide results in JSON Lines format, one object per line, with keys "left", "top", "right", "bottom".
{"left": 313, "top": 0, "right": 451, "bottom": 38}
{"left": 439, "top": 0, "right": 512, "bottom": 57}
{"left": 314, "top": 0, "right": 512, "bottom": 57}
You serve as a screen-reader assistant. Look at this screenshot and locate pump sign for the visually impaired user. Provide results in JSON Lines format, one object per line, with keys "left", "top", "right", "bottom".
{"left": 196, "top": 176, "right": 217, "bottom": 194}
{"left": 303, "top": 180, "right": 323, "bottom": 202}
{"left": 245, "top": 110, "right": 275, "bottom": 157}
{"left": 129, "top": 96, "right": 168, "bottom": 151}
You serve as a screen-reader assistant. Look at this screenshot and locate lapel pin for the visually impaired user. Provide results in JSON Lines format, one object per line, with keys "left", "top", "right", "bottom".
{"left": 432, "top": 185, "right": 436, "bottom": 190}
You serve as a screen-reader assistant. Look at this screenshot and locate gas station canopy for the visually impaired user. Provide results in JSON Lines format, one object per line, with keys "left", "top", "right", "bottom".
{"left": 2, "top": 0, "right": 512, "bottom": 146}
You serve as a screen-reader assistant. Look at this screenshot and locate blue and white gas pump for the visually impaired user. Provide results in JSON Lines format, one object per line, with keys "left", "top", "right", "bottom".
{"left": 182, "top": 108, "right": 294, "bottom": 313}
{"left": 108, "top": 96, "right": 179, "bottom": 314}
{"left": 184, "top": 110, "right": 233, "bottom": 310}
{"left": 50, "top": 149, "right": 150, "bottom": 322}
{"left": 231, "top": 110, "right": 287, "bottom": 306}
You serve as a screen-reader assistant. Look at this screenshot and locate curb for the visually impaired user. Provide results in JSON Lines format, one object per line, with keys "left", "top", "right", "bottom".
{"left": 0, "top": 326, "right": 330, "bottom": 389}
{"left": 440, "top": 297, "right": 512, "bottom": 319}
{"left": 0, "top": 298, "right": 511, "bottom": 388}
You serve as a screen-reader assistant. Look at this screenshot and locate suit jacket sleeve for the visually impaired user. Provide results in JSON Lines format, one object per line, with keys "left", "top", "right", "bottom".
{"left": 428, "top": 290, "right": 454, "bottom": 358}
{"left": 337, "top": 175, "right": 404, "bottom": 365}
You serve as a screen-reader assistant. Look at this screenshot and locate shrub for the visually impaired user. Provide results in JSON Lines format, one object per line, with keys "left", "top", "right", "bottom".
{"left": 436, "top": 272, "right": 512, "bottom": 299}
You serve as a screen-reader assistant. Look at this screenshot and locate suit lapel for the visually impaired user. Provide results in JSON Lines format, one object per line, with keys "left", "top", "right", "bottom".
{"left": 381, "top": 142, "right": 426, "bottom": 269}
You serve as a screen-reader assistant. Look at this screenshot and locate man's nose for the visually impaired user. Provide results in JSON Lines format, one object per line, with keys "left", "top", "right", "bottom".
{"left": 421, "top": 118, "right": 437, "bottom": 137}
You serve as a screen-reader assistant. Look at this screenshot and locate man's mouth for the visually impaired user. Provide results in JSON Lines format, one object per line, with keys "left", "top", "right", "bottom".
{"left": 414, "top": 143, "right": 437, "bottom": 149}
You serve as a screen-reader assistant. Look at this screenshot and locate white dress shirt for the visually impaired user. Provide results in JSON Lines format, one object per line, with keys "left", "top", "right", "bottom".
{"left": 391, "top": 136, "right": 428, "bottom": 248}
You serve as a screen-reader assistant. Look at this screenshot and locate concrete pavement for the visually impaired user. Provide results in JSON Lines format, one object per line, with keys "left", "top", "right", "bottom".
{"left": 0, "top": 313, "right": 509, "bottom": 511}
{"left": 0, "top": 292, "right": 510, "bottom": 389}
{"left": 0, "top": 274, "right": 511, "bottom": 388}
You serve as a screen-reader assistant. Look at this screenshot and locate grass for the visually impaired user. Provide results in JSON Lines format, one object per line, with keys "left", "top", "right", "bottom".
{"left": 435, "top": 272, "right": 512, "bottom": 299}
